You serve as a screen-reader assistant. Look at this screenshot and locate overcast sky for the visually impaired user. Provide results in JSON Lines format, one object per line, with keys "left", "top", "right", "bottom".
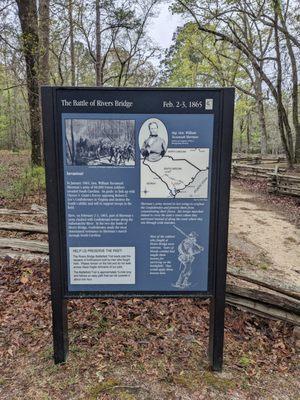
{"left": 147, "top": 3, "right": 184, "bottom": 49}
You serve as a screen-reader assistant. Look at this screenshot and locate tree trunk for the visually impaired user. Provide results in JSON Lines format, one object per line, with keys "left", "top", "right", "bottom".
{"left": 3, "top": 48, "right": 16, "bottom": 151}
{"left": 68, "top": 0, "right": 76, "bottom": 86}
{"left": 38, "top": 0, "right": 50, "bottom": 85}
{"left": 276, "top": 0, "right": 300, "bottom": 163}
{"left": 273, "top": 4, "right": 294, "bottom": 168}
{"left": 287, "top": 41, "right": 300, "bottom": 163}
{"left": 239, "top": 118, "right": 244, "bottom": 153}
{"left": 185, "top": 5, "right": 294, "bottom": 167}
{"left": 295, "top": 121, "right": 300, "bottom": 164}
{"left": 95, "top": 0, "right": 102, "bottom": 86}
{"left": 16, "top": 0, "right": 42, "bottom": 166}
{"left": 253, "top": 72, "right": 268, "bottom": 155}
{"left": 38, "top": 0, "right": 50, "bottom": 161}
{"left": 246, "top": 114, "right": 251, "bottom": 154}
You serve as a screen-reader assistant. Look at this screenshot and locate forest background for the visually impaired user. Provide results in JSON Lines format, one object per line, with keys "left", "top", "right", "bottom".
{"left": 0, "top": 0, "right": 299, "bottom": 171}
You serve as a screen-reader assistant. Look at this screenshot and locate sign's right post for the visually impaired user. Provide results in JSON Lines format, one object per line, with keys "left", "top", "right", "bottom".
{"left": 208, "top": 88, "right": 235, "bottom": 371}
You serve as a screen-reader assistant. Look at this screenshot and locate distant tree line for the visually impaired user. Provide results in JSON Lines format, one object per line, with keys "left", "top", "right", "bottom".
{"left": 1, "top": 0, "right": 299, "bottom": 169}
{"left": 0, "top": 0, "right": 159, "bottom": 165}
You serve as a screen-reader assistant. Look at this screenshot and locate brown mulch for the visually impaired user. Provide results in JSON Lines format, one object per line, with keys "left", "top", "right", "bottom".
{"left": 0, "top": 257, "right": 299, "bottom": 400}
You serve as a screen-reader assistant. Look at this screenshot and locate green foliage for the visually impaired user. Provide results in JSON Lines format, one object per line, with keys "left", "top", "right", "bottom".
{"left": 94, "top": 316, "right": 109, "bottom": 335}
{"left": 0, "top": 64, "right": 29, "bottom": 151}
{"left": 0, "top": 164, "right": 7, "bottom": 175}
{"left": 239, "top": 355, "right": 251, "bottom": 368}
{"left": 160, "top": 21, "right": 270, "bottom": 154}
{"left": 0, "top": 115, "right": 10, "bottom": 144}
{"left": 202, "top": 371, "right": 236, "bottom": 392}
{"left": 9, "top": 166, "right": 45, "bottom": 201}
{"left": 88, "top": 379, "right": 120, "bottom": 399}
{"left": 113, "top": 8, "right": 139, "bottom": 28}
{"left": 259, "top": 263, "right": 269, "bottom": 270}
{"left": 0, "top": 87, "right": 12, "bottom": 148}
{"left": 160, "top": 22, "right": 249, "bottom": 88}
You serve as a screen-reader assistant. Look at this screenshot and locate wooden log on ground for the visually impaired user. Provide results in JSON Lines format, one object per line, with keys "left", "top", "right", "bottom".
{"left": 0, "top": 239, "right": 298, "bottom": 301}
{"left": 0, "top": 204, "right": 46, "bottom": 216}
{"left": 0, "top": 222, "right": 48, "bottom": 233}
{"left": 0, "top": 238, "right": 48, "bottom": 253}
{"left": 0, "top": 246, "right": 299, "bottom": 324}
{"left": 0, "top": 249, "right": 49, "bottom": 262}
{"left": 226, "top": 294, "right": 300, "bottom": 326}
{"left": 31, "top": 204, "right": 47, "bottom": 214}
{"left": 226, "top": 283, "right": 300, "bottom": 314}
{"left": 0, "top": 208, "right": 37, "bottom": 215}
{"left": 227, "top": 265, "right": 300, "bottom": 300}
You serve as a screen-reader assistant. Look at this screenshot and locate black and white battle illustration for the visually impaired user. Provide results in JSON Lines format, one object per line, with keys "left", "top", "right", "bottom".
{"left": 65, "top": 119, "right": 135, "bottom": 166}
{"left": 173, "top": 226, "right": 204, "bottom": 289}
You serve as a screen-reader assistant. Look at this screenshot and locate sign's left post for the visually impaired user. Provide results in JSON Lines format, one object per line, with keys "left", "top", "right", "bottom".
{"left": 41, "top": 87, "right": 69, "bottom": 363}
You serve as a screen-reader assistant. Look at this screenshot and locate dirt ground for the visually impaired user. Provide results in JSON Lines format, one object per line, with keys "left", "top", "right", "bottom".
{"left": 0, "top": 151, "right": 300, "bottom": 399}
{"left": 229, "top": 180, "right": 300, "bottom": 295}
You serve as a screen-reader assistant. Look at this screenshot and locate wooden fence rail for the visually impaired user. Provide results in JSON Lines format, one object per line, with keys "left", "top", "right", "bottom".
{"left": 0, "top": 216, "right": 299, "bottom": 324}
{"left": 232, "top": 163, "right": 300, "bottom": 197}
{"left": 232, "top": 154, "right": 286, "bottom": 164}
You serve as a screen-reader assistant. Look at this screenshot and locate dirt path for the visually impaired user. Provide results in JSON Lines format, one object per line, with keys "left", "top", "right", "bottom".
{"left": 229, "top": 182, "right": 300, "bottom": 292}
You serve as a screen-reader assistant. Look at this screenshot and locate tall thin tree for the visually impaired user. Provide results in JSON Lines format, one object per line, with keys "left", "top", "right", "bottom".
{"left": 95, "top": 0, "right": 102, "bottom": 86}
{"left": 16, "top": 0, "right": 42, "bottom": 166}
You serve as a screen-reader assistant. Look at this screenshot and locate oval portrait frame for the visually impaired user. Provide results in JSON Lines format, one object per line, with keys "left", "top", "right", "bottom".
{"left": 139, "top": 118, "right": 168, "bottom": 162}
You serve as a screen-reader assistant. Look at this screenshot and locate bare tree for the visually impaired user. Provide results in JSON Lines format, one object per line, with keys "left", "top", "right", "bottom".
{"left": 67, "top": 0, "right": 76, "bottom": 85}
{"left": 274, "top": 0, "right": 300, "bottom": 163}
{"left": 39, "top": 0, "right": 50, "bottom": 85}
{"left": 16, "top": 0, "right": 42, "bottom": 166}
{"left": 95, "top": 0, "right": 102, "bottom": 85}
{"left": 175, "top": 0, "right": 298, "bottom": 167}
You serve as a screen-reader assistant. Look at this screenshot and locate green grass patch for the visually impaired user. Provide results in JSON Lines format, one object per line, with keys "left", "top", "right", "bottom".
{"left": 202, "top": 371, "right": 236, "bottom": 392}
{"left": 1, "top": 165, "right": 45, "bottom": 201}
{"left": 88, "top": 378, "right": 121, "bottom": 400}
{"left": 173, "top": 370, "right": 202, "bottom": 390}
{"left": 0, "top": 164, "right": 7, "bottom": 175}
{"left": 12, "top": 166, "right": 45, "bottom": 200}
{"left": 258, "top": 263, "right": 269, "bottom": 270}
{"left": 94, "top": 316, "right": 109, "bottom": 335}
{"left": 239, "top": 355, "right": 252, "bottom": 368}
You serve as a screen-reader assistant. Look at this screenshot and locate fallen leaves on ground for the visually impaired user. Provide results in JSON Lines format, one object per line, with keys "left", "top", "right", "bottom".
{"left": 0, "top": 257, "right": 299, "bottom": 400}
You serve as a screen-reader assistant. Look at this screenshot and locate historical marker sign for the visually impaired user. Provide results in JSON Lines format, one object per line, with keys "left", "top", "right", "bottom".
{"left": 42, "top": 87, "right": 234, "bottom": 370}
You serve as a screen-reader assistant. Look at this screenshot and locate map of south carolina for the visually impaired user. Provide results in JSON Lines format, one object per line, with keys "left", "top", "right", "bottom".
{"left": 141, "top": 148, "right": 209, "bottom": 199}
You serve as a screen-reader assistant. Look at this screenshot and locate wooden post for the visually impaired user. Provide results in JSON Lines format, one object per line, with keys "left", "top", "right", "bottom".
{"left": 41, "top": 87, "right": 69, "bottom": 363}
{"left": 208, "top": 89, "right": 235, "bottom": 371}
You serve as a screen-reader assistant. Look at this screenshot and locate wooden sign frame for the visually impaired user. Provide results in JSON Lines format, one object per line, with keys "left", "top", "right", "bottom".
{"left": 41, "top": 87, "right": 234, "bottom": 370}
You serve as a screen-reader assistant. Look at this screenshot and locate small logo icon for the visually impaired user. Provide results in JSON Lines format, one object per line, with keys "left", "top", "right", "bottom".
{"left": 205, "top": 99, "right": 213, "bottom": 110}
